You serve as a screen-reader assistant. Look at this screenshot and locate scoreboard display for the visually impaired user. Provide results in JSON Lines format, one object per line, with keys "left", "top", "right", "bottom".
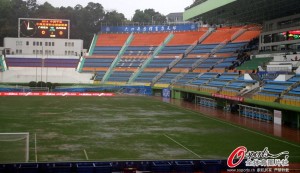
{"left": 19, "top": 18, "right": 70, "bottom": 39}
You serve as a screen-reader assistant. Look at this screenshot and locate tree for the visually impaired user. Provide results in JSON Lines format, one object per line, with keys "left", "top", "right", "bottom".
{"left": 28, "top": 81, "right": 37, "bottom": 87}
{"left": 33, "top": 2, "right": 58, "bottom": 18}
{"left": 84, "top": 2, "right": 105, "bottom": 28}
{"left": 0, "top": 0, "right": 29, "bottom": 44}
{"left": 26, "top": 0, "right": 38, "bottom": 15}
{"left": 57, "top": 6, "right": 75, "bottom": 19}
{"left": 0, "top": 0, "right": 13, "bottom": 46}
{"left": 37, "top": 81, "right": 46, "bottom": 87}
{"left": 132, "top": 9, "right": 166, "bottom": 25}
{"left": 74, "top": 4, "right": 83, "bottom": 11}
{"left": 102, "top": 10, "right": 126, "bottom": 25}
{"left": 9, "top": 0, "right": 29, "bottom": 19}
{"left": 77, "top": 2, "right": 105, "bottom": 48}
{"left": 0, "top": 1, "right": 129, "bottom": 49}
{"left": 46, "top": 82, "right": 52, "bottom": 89}
{"left": 132, "top": 10, "right": 148, "bottom": 24}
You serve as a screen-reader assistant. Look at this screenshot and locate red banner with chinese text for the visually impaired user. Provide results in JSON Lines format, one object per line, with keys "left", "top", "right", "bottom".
{"left": 0, "top": 92, "right": 115, "bottom": 97}
{"left": 212, "top": 93, "right": 244, "bottom": 102}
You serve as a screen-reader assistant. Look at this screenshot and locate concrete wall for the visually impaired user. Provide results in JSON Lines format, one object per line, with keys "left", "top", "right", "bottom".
{"left": 0, "top": 67, "right": 93, "bottom": 84}
{"left": 273, "top": 54, "right": 300, "bottom": 61}
{"left": 268, "top": 61, "right": 299, "bottom": 68}
{"left": 266, "top": 64, "right": 292, "bottom": 72}
{"left": 4, "top": 37, "right": 83, "bottom": 56}
{"left": 244, "top": 73, "right": 253, "bottom": 80}
{"left": 296, "top": 67, "right": 300, "bottom": 74}
{"left": 275, "top": 74, "right": 294, "bottom": 81}
{"left": 6, "top": 54, "right": 80, "bottom": 59}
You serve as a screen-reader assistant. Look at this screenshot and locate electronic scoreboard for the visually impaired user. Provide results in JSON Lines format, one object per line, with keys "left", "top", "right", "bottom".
{"left": 18, "top": 18, "right": 70, "bottom": 39}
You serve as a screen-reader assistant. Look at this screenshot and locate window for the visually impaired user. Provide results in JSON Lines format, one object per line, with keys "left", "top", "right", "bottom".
{"left": 52, "top": 42, "right": 54, "bottom": 46}
{"left": 52, "top": 50, "right": 54, "bottom": 55}
{"left": 40, "top": 50, "right": 43, "bottom": 54}
{"left": 65, "top": 51, "right": 67, "bottom": 55}
{"left": 26, "top": 41, "right": 29, "bottom": 46}
{"left": 19, "top": 50, "right": 22, "bottom": 54}
{"left": 45, "top": 42, "right": 48, "bottom": 46}
{"left": 16, "top": 41, "right": 22, "bottom": 46}
{"left": 71, "top": 42, "right": 74, "bottom": 47}
{"left": 33, "top": 42, "right": 36, "bottom": 46}
{"left": 33, "top": 50, "right": 35, "bottom": 54}
{"left": 263, "top": 34, "right": 272, "bottom": 43}
{"left": 16, "top": 50, "right": 19, "bottom": 54}
{"left": 40, "top": 42, "right": 42, "bottom": 46}
{"left": 37, "top": 42, "right": 39, "bottom": 46}
{"left": 65, "top": 42, "right": 67, "bottom": 47}
{"left": 68, "top": 42, "right": 71, "bottom": 47}
{"left": 49, "top": 42, "right": 51, "bottom": 46}
{"left": 268, "top": 23, "right": 273, "bottom": 31}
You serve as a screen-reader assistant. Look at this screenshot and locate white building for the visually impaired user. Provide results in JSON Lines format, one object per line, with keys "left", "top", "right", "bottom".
{"left": 4, "top": 37, "right": 84, "bottom": 56}
{"left": 166, "top": 13, "right": 184, "bottom": 23}
{"left": 0, "top": 37, "right": 92, "bottom": 84}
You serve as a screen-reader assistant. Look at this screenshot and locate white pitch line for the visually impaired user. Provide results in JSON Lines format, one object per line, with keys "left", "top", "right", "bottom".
{"left": 194, "top": 110, "right": 300, "bottom": 148}
{"left": 164, "top": 134, "right": 202, "bottom": 158}
{"left": 163, "top": 102, "right": 300, "bottom": 149}
{"left": 83, "top": 149, "right": 89, "bottom": 160}
{"left": 35, "top": 133, "right": 37, "bottom": 163}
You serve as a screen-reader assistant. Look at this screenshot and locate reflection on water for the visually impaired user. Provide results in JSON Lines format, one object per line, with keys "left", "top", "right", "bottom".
{"left": 157, "top": 96, "right": 299, "bottom": 143}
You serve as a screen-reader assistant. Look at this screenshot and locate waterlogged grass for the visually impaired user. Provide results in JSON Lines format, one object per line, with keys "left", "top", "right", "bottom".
{"left": 0, "top": 96, "right": 299, "bottom": 163}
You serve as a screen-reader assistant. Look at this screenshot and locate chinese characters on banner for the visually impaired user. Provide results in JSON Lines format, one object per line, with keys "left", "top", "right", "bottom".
{"left": 101, "top": 24, "right": 198, "bottom": 33}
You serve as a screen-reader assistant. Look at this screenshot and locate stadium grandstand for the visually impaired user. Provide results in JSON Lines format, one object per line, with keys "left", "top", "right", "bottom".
{"left": 0, "top": 0, "right": 300, "bottom": 172}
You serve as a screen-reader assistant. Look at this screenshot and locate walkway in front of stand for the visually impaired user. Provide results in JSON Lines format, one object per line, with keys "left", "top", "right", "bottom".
{"left": 158, "top": 97, "right": 300, "bottom": 172}
{"left": 159, "top": 97, "right": 300, "bottom": 144}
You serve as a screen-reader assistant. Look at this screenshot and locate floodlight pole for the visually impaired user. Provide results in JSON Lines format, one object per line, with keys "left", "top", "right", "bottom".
{"left": 35, "top": 52, "right": 38, "bottom": 84}
{"left": 46, "top": 52, "right": 48, "bottom": 84}
{"left": 41, "top": 46, "right": 43, "bottom": 83}
{"left": 152, "top": 16, "right": 154, "bottom": 25}
{"left": 26, "top": 133, "right": 29, "bottom": 162}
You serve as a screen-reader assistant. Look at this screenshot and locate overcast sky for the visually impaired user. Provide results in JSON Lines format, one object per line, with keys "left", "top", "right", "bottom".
{"left": 37, "top": 0, "right": 194, "bottom": 19}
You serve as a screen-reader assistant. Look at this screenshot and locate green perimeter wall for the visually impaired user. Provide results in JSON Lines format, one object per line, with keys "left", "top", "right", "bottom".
{"left": 183, "top": 0, "right": 237, "bottom": 21}
{"left": 171, "top": 87, "right": 300, "bottom": 129}
{"left": 173, "top": 90, "right": 182, "bottom": 99}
